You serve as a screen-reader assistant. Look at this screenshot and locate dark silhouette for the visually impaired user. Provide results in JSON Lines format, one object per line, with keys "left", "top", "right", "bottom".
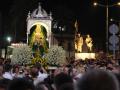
{"left": 7, "top": 78, "right": 35, "bottom": 90}
{"left": 76, "top": 70, "right": 119, "bottom": 90}
{"left": 54, "top": 72, "right": 73, "bottom": 90}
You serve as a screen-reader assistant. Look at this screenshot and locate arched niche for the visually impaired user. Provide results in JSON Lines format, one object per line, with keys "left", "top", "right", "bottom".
{"left": 27, "top": 19, "right": 52, "bottom": 48}
{"left": 28, "top": 24, "right": 49, "bottom": 56}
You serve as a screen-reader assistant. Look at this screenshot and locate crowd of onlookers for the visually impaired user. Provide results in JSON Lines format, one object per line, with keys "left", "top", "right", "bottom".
{"left": 0, "top": 57, "right": 120, "bottom": 90}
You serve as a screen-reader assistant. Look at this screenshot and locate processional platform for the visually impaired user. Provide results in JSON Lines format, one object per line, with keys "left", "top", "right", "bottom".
{"left": 75, "top": 52, "right": 96, "bottom": 60}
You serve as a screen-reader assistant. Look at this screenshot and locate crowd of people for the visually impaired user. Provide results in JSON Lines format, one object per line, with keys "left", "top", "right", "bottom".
{"left": 0, "top": 57, "right": 120, "bottom": 90}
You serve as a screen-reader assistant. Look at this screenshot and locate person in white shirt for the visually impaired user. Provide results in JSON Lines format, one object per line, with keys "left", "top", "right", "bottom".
{"left": 3, "top": 64, "right": 13, "bottom": 80}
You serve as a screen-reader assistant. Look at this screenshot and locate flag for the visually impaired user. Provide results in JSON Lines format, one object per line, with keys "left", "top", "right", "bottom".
{"left": 74, "top": 20, "right": 78, "bottom": 32}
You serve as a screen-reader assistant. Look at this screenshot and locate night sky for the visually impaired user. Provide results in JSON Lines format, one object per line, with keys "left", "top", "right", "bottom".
{"left": 0, "top": 0, "right": 120, "bottom": 51}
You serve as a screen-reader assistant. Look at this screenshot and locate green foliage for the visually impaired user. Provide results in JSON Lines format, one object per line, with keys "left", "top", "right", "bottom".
{"left": 31, "top": 51, "right": 48, "bottom": 68}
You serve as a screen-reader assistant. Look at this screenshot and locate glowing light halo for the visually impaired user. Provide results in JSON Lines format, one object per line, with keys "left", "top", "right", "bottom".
{"left": 29, "top": 22, "right": 48, "bottom": 32}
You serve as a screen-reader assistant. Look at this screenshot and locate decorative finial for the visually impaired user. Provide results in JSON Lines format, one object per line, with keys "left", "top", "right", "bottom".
{"left": 38, "top": 2, "right": 41, "bottom": 6}
{"left": 38, "top": 2, "right": 41, "bottom": 9}
{"left": 49, "top": 11, "right": 52, "bottom": 20}
{"left": 49, "top": 12, "right": 52, "bottom": 16}
{"left": 27, "top": 11, "right": 31, "bottom": 20}
{"left": 28, "top": 11, "right": 31, "bottom": 15}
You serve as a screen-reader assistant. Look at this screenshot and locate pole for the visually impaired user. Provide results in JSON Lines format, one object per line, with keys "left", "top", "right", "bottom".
{"left": 106, "top": 5, "right": 109, "bottom": 54}
{"left": 118, "top": 21, "right": 120, "bottom": 54}
{"left": 14, "top": 20, "right": 16, "bottom": 43}
{"left": 113, "top": 45, "right": 116, "bottom": 59}
{"left": 27, "top": 33, "right": 28, "bottom": 44}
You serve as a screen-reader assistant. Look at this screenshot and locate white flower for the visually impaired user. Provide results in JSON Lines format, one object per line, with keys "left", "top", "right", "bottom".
{"left": 44, "top": 45, "right": 66, "bottom": 66}
{"left": 11, "top": 45, "right": 33, "bottom": 65}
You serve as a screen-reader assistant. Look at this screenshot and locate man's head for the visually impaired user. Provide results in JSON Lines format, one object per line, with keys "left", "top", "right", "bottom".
{"left": 7, "top": 78, "right": 35, "bottom": 90}
{"left": 54, "top": 72, "right": 73, "bottom": 89}
{"left": 75, "top": 70, "right": 119, "bottom": 90}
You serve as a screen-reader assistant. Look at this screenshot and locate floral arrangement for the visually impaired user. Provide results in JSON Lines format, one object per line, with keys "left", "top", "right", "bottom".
{"left": 31, "top": 51, "right": 48, "bottom": 69}
{"left": 11, "top": 45, "right": 33, "bottom": 65}
{"left": 44, "top": 45, "right": 66, "bottom": 66}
